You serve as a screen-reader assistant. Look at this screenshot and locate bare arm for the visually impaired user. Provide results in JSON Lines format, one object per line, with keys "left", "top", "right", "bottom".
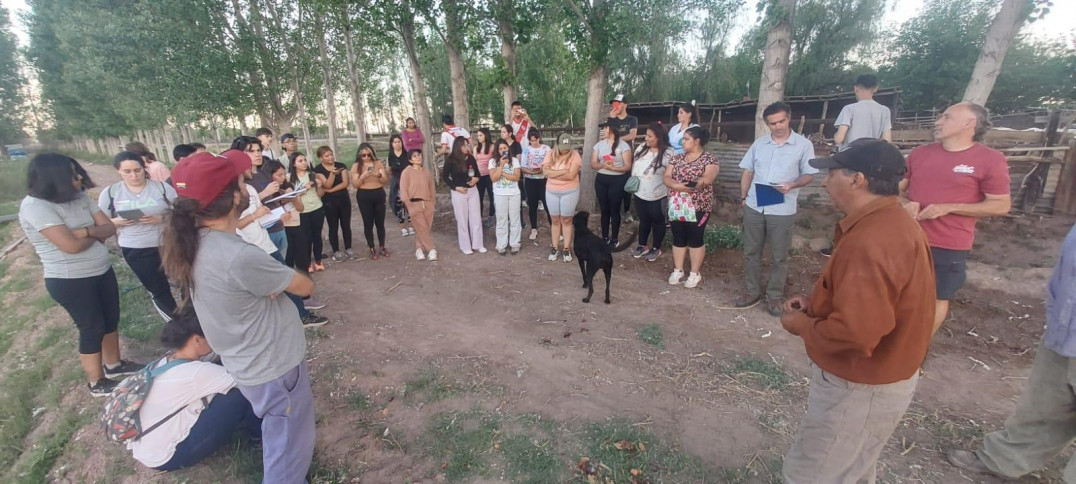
{"left": 834, "top": 125, "right": 849, "bottom": 145}
{"left": 917, "top": 193, "right": 1012, "bottom": 220}
{"left": 696, "top": 164, "right": 720, "bottom": 188}
{"left": 283, "top": 271, "right": 314, "bottom": 297}
{"left": 739, "top": 169, "right": 755, "bottom": 202}
{"left": 589, "top": 150, "right": 603, "bottom": 170}
{"left": 39, "top": 225, "right": 99, "bottom": 254}
{"left": 882, "top": 129, "right": 892, "bottom": 143}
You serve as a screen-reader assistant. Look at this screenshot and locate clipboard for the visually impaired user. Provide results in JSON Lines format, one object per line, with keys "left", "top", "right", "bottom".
{"left": 258, "top": 206, "right": 286, "bottom": 228}
{"left": 263, "top": 186, "right": 309, "bottom": 204}
{"left": 754, "top": 183, "right": 785, "bottom": 207}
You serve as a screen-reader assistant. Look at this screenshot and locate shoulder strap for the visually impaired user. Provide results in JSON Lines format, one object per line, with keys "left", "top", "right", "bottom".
{"left": 107, "top": 184, "right": 117, "bottom": 218}
{"left": 139, "top": 395, "right": 208, "bottom": 440}
{"left": 156, "top": 181, "right": 170, "bottom": 204}
{"left": 149, "top": 358, "right": 192, "bottom": 378}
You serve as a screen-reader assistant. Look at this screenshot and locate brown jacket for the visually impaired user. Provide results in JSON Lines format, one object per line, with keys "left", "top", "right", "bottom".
{"left": 784, "top": 196, "right": 935, "bottom": 384}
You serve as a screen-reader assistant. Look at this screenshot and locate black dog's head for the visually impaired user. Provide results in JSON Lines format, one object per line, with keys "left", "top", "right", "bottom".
{"left": 573, "top": 211, "right": 590, "bottom": 230}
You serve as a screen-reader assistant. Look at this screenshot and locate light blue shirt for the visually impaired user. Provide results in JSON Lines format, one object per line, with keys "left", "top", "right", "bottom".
{"left": 738, "top": 131, "right": 818, "bottom": 216}
{"left": 1043, "top": 225, "right": 1076, "bottom": 358}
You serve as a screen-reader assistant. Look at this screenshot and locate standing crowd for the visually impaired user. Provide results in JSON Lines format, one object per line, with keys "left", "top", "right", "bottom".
{"left": 20, "top": 73, "right": 1076, "bottom": 482}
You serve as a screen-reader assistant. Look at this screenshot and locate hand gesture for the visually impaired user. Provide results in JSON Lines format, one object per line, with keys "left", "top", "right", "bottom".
{"left": 902, "top": 201, "right": 921, "bottom": 220}
{"left": 782, "top": 294, "right": 810, "bottom": 314}
{"left": 111, "top": 217, "right": 135, "bottom": 227}
{"left": 774, "top": 182, "right": 793, "bottom": 194}
{"left": 254, "top": 205, "right": 271, "bottom": 218}
{"left": 915, "top": 203, "right": 952, "bottom": 221}
{"left": 138, "top": 215, "right": 163, "bottom": 225}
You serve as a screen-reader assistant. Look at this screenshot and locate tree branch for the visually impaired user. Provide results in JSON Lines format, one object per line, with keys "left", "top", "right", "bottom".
{"left": 564, "top": 0, "right": 593, "bottom": 36}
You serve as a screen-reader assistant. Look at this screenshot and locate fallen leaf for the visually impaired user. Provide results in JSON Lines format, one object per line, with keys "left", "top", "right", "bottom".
{"left": 494, "top": 442, "right": 501, "bottom": 450}
{"left": 638, "top": 442, "right": 647, "bottom": 452}
{"left": 613, "top": 439, "right": 635, "bottom": 452}
{"left": 631, "top": 468, "right": 641, "bottom": 476}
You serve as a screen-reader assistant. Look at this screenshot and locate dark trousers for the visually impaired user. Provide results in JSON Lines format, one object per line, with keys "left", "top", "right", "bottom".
{"left": 634, "top": 196, "right": 666, "bottom": 248}
{"left": 284, "top": 225, "right": 309, "bottom": 271}
{"left": 477, "top": 175, "right": 495, "bottom": 218}
{"left": 46, "top": 268, "right": 120, "bottom": 354}
{"left": 389, "top": 173, "right": 409, "bottom": 224}
{"left": 299, "top": 208, "right": 325, "bottom": 264}
{"left": 524, "top": 177, "right": 550, "bottom": 229}
{"left": 356, "top": 188, "right": 387, "bottom": 248}
{"left": 155, "top": 388, "right": 262, "bottom": 471}
{"left": 322, "top": 194, "right": 352, "bottom": 252}
{"left": 120, "top": 246, "right": 177, "bottom": 320}
{"left": 595, "top": 173, "right": 629, "bottom": 240}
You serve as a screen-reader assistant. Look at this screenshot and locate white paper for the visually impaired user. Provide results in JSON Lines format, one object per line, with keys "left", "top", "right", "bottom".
{"left": 258, "top": 206, "right": 286, "bottom": 228}
{"left": 263, "top": 186, "right": 309, "bottom": 204}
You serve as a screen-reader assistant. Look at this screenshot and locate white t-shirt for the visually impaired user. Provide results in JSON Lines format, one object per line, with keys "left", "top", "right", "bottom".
{"left": 489, "top": 159, "right": 521, "bottom": 196}
{"left": 667, "top": 123, "right": 700, "bottom": 155}
{"left": 631, "top": 147, "right": 675, "bottom": 201}
{"left": 127, "top": 359, "right": 237, "bottom": 468}
{"left": 237, "top": 184, "right": 277, "bottom": 254}
{"left": 439, "top": 126, "right": 471, "bottom": 151}
{"left": 594, "top": 139, "right": 630, "bottom": 175}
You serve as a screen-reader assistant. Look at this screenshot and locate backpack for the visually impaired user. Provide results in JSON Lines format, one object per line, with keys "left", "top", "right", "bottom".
{"left": 107, "top": 180, "right": 171, "bottom": 218}
{"left": 100, "top": 356, "right": 193, "bottom": 443}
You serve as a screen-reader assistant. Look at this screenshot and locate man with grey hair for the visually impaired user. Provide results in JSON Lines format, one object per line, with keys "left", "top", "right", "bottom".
{"left": 899, "top": 102, "right": 1011, "bottom": 335}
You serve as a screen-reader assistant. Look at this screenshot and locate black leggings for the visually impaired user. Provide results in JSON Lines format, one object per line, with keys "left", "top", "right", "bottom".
{"left": 524, "top": 177, "right": 551, "bottom": 229}
{"left": 284, "top": 225, "right": 310, "bottom": 270}
{"left": 322, "top": 194, "right": 352, "bottom": 252}
{"left": 594, "top": 173, "right": 629, "bottom": 240}
{"left": 671, "top": 212, "right": 710, "bottom": 248}
{"left": 121, "top": 247, "right": 177, "bottom": 319}
{"left": 46, "top": 268, "right": 120, "bottom": 354}
{"left": 634, "top": 196, "right": 667, "bottom": 249}
{"left": 478, "top": 175, "right": 495, "bottom": 218}
{"left": 356, "top": 188, "right": 387, "bottom": 248}
{"left": 299, "top": 207, "right": 325, "bottom": 264}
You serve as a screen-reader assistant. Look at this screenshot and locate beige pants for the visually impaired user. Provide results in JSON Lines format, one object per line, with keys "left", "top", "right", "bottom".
{"left": 783, "top": 363, "right": 919, "bottom": 484}
{"left": 408, "top": 201, "right": 436, "bottom": 252}
{"left": 978, "top": 343, "right": 1076, "bottom": 481}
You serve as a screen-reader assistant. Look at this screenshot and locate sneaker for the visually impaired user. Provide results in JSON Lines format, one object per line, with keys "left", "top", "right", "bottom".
{"left": 381, "top": 247, "right": 391, "bottom": 258}
{"left": 644, "top": 248, "right": 662, "bottom": 262}
{"left": 684, "top": 272, "right": 702, "bottom": 288}
{"left": 415, "top": 249, "right": 426, "bottom": 260}
{"left": 408, "top": 227, "right": 416, "bottom": 236}
{"left": 427, "top": 249, "right": 438, "bottom": 261}
{"left": 498, "top": 248, "right": 507, "bottom": 256}
{"left": 304, "top": 297, "right": 326, "bottom": 310}
{"left": 302, "top": 314, "right": 329, "bottom": 328}
{"left": 103, "top": 359, "right": 144, "bottom": 379}
{"left": 462, "top": 250, "right": 474, "bottom": 255}
{"left": 820, "top": 247, "right": 832, "bottom": 257}
{"left": 548, "top": 248, "right": 560, "bottom": 261}
{"left": 346, "top": 249, "right": 357, "bottom": 260}
{"left": 732, "top": 294, "right": 762, "bottom": 309}
{"left": 401, "top": 228, "right": 410, "bottom": 237}
{"left": 563, "top": 250, "right": 573, "bottom": 263}
{"left": 668, "top": 269, "right": 684, "bottom": 285}
{"left": 332, "top": 251, "right": 345, "bottom": 262}
{"left": 314, "top": 261, "right": 326, "bottom": 271}
{"left": 529, "top": 229, "right": 538, "bottom": 240}
{"left": 607, "top": 238, "right": 619, "bottom": 248}
{"left": 766, "top": 300, "right": 783, "bottom": 317}
{"left": 510, "top": 247, "right": 520, "bottom": 255}
{"left": 946, "top": 450, "right": 997, "bottom": 476}
{"left": 88, "top": 378, "right": 119, "bottom": 398}
{"left": 476, "top": 247, "right": 488, "bottom": 254}
{"left": 631, "top": 246, "right": 647, "bottom": 258}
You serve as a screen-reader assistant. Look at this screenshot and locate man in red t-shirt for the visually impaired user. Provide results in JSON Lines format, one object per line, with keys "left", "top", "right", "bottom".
{"left": 900, "top": 102, "right": 1012, "bottom": 334}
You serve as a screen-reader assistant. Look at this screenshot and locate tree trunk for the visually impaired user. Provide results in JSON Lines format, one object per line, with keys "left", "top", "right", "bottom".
{"left": 578, "top": 64, "right": 606, "bottom": 212}
{"left": 341, "top": 8, "right": 368, "bottom": 143}
{"left": 496, "top": 12, "right": 517, "bottom": 122}
{"left": 400, "top": 15, "right": 437, "bottom": 174}
{"left": 443, "top": 0, "right": 470, "bottom": 128}
{"left": 316, "top": 21, "right": 339, "bottom": 156}
{"left": 754, "top": 0, "right": 795, "bottom": 138}
{"left": 962, "top": 0, "right": 1032, "bottom": 106}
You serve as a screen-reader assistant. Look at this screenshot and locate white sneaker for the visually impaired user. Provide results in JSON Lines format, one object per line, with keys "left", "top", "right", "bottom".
{"left": 427, "top": 249, "right": 438, "bottom": 261}
{"left": 401, "top": 228, "right": 410, "bottom": 237}
{"left": 415, "top": 249, "right": 425, "bottom": 260}
{"left": 408, "top": 227, "right": 416, "bottom": 235}
{"left": 668, "top": 269, "right": 684, "bottom": 285}
{"left": 684, "top": 272, "right": 702, "bottom": 288}
{"left": 529, "top": 229, "right": 538, "bottom": 240}
{"left": 463, "top": 250, "right": 474, "bottom": 255}
{"left": 477, "top": 247, "right": 488, "bottom": 254}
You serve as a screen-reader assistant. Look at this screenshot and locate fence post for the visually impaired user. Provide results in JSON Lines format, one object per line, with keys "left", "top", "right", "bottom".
{"left": 1054, "top": 140, "right": 1076, "bottom": 215}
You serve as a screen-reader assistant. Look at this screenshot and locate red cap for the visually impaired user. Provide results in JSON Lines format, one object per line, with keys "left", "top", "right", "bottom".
{"left": 219, "top": 149, "right": 253, "bottom": 174}
{"left": 171, "top": 152, "right": 246, "bottom": 209}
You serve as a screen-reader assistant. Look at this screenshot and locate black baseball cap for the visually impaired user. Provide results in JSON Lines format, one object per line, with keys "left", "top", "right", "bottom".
{"left": 808, "top": 139, "right": 906, "bottom": 180}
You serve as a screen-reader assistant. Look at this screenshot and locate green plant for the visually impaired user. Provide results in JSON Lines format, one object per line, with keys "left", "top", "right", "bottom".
{"left": 636, "top": 324, "right": 664, "bottom": 349}
{"left": 704, "top": 225, "right": 743, "bottom": 252}
{"left": 726, "top": 355, "right": 792, "bottom": 391}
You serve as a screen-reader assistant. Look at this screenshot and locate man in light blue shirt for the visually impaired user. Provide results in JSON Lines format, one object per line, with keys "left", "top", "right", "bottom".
{"left": 734, "top": 102, "right": 817, "bottom": 316}
{"left": 947, "top": 224, "right": 1076, "bottom": 480}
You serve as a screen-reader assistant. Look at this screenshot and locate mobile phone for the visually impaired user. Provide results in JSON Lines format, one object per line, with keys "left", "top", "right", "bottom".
{"left": 685, "top": 181, "right": 698, "bottom": 188}
{"left": 367, "top": 165, "right": 374, "bottom": 173}
{"left": 602, "top": 154, "right": 614, "bottom": 162}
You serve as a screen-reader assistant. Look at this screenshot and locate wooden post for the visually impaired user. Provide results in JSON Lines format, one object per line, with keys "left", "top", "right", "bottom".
{"left": 715, "top": 110, "right": 722, "bottom": 142}
{"left": 818, "top": 100, "right": 829, "bottom": 135}
{"left": 797, "top": 115, "right": 806, "bottom": 133}
{"left": 1054, "top": 140, "right": 1076, "bottom": 215}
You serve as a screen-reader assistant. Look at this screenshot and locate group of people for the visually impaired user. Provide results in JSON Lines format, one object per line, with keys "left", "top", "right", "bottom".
{"left": 18, "top": 71, "right": 1076, "bottom": 483}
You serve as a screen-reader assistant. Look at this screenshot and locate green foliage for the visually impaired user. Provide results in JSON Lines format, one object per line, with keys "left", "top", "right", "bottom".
{"left": 988, "top": 36, "right": 1076, "bottom": 113}
{"left": 0, "top": 6, "right": 26, "bottom": 145}
{"left": 579, "top": 420, "right": 707, "bottom": 482}
{"left": 726, "top": 354, "right": 792, "bottom": 391}
{"left": 636, "top": 324, "right": 664, "bottom": 349}
{"left": 786, "top": 0, "right": 887, "bottom": 95}
{"left": 704, "top": 224, "right": 743, "bottom": 251}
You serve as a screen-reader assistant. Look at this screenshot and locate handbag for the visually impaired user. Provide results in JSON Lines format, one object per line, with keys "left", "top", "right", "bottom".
{"left": 667, "top": 190, "right": 697, "bottom": 222}
{"left": 624, "top": 176, "right": 640, "bottom": 193}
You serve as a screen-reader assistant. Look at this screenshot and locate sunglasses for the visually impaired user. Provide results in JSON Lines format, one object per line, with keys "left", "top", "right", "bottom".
{"left": 361, "top": 153, "right": 372, "bottom": 158}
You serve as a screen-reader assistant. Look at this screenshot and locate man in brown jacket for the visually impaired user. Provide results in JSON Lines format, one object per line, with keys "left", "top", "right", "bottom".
{"left": 779, "top": 139, "right": 936, "bottom": 482}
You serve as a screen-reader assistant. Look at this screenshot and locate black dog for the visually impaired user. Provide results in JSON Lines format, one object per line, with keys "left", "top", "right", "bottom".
{"left": 571, "top": 211, "right": 634, "bottom": 304}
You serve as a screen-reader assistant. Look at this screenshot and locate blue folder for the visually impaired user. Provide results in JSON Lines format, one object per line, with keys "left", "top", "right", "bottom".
{"left": 754, "top": 183, "right": 785, "bottom": 207}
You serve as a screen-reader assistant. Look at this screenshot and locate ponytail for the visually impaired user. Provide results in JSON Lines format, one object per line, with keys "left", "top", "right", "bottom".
{"left": 161, "top": 187, "right": 238, "bottom": 301}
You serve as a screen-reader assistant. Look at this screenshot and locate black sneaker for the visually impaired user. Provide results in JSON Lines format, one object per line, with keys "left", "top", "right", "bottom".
{"left": 607, "top": 238, "right": 618, "bottom": 248}
{"left": 302, "top": 314, "right": 329, "bottom": 328}
{"left": 732, "top": 294, "right": 762, "bottom": 309}
{"left": 819, "top": 247, "right": 832, "bottom": 257}
{"left": 766, "top": 300, "right": 784, "bottom": 317}
{"left": 88, "top": 378, "right": 119, "bottom": 398}
{"left": 103, "top": 359, "right": 144, "bottom": 379}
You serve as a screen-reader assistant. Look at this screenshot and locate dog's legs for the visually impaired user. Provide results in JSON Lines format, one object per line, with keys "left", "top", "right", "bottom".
{"left": 602, "top": 266, "right": 611, "bottom": 304}
{"left": 583, "top": 265, "right": 598, "bottom": 303}
{"left": 578, "top": 258, "right": 587, "bottom": 288}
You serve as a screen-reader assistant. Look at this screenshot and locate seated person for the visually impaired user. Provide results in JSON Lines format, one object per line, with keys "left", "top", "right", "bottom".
{"left": 128, "top": 307, "right": 261, "bottom": 471}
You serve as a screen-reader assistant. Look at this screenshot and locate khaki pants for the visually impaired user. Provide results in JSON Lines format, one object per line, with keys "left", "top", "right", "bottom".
{"left": 409, "top": 201, "right": 436, "bottom": 252}
{"left": 742, "top": 206, "right": 795, "bottom": 301}
{"left": 977, "top": 343, "right": 1076, "bottom": 481}
{"left": 783, "top": 363, "right": 919, "bottom": 484}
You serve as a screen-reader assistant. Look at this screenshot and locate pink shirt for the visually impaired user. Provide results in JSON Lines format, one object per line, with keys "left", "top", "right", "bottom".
{"left": 542, "top": 150, "right": 582, "bottom": 191}
{"left": 473, "top": 147, "right": 493, "bottom": 176}
{"left": 146, "top": 161, "right": 171, "bottom": 183}
{"left": 401, "top": 129, "right": 425, "bottom": 153}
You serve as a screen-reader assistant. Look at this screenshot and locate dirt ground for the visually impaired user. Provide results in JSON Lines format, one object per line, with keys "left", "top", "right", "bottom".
{"left": 6, "top": 162, "right": 1075, "bottom": 483}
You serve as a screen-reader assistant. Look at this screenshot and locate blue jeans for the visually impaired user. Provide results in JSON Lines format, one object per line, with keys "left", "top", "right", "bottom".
{"left": 155, "top": 388, "right": 262, "bottom": 471}
{"left": 268, "top": 230, "right": 288, "bottom": 257}
{"left": 238, "top": 362, "right": 316, "bottom": 484}
{"left": 269, "top": 251, "right": 309, "bottom": 319}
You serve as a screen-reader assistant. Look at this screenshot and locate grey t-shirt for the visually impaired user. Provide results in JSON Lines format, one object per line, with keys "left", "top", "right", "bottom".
{"left": 19, "top": 193, "right": 112, "bottom": 279}
{"left": 97, "top": 181, "right": 178, "bottom": 249}
{"left": 191, "top": 230, "right": 305, "bottom": 386}
{"left": 594, "top": 139, "right": 630, "bottom": 175}
{"left": 835, "top": 99, "right": 892, "bottom": 151}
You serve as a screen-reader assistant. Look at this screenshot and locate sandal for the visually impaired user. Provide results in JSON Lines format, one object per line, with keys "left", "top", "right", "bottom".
{"left": 380, "top": 247, "right": 391, "bottom": 258}
{"left": 370, "top": 248, "right": 379, "bottom": 260}
{"left": 314, "top": 262, "right": 326, "bottom": 271}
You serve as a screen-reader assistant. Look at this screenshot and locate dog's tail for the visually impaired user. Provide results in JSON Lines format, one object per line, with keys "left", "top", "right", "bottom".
{"left": 612, "top": 230, "right": 637, "bottom": 252}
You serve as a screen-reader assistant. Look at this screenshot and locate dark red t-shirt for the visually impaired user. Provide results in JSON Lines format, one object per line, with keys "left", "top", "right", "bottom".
{"left": 905, "top": 143, "right": 1010, "bottom": 251}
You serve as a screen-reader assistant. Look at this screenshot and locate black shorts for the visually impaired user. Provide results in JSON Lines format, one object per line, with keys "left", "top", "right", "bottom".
{"left": 931, "top": 247, "right": 968, "bottom": 300}
{"left": 670, "top": 213, "right": 710, "bottom": 248}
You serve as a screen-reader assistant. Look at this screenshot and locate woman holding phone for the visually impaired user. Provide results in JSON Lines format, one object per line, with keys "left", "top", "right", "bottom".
{"left": 590, "top": 123, "right": 632, "bottom": 247}
{"left": 350, "top": 143, "right": 390, "bottom": 259}
{"left": 441, "top": 137, "right": 486, "bottom": 255}
{"left": 101, "top": 151, "right": 179, "bottom": 321}
{"left": 663, "top": 126, "right": 719, "bottom": 289}
{"left": 313, "top": 146, "right": 353, "bottom": 262}
{"left": 630, "top": 123, "right": 675, "bottom": 262}
{"left": 489, "top": 139, "right": 522, "bottom": 254}
{"left": 290, "top": 152, "right": 327, "bottom": 273}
